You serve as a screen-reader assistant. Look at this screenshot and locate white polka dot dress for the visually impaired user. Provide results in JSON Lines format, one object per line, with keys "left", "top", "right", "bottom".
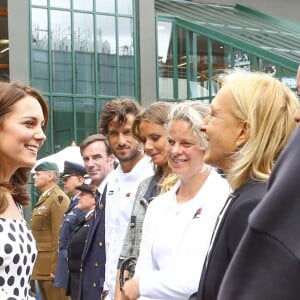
{"left": 0, "top": 218, "right": 37, "bottom": 300}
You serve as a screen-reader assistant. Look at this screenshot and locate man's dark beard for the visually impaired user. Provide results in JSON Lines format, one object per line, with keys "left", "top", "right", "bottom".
{"left": 113, "top": 146, "right": 140, "bottom": 163}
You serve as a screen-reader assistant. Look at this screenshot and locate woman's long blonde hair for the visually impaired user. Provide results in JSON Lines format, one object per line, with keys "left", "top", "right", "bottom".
{"left": 224, "top": 71, "right": 298, "bottom": 189}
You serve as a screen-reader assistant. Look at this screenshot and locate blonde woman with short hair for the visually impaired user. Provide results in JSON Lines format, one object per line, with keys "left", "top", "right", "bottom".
{"left": 122, "top": 101, "right": 230, "bottom": 300}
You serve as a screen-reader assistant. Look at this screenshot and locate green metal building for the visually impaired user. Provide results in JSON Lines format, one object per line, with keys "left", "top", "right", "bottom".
{"left": 1, "top": 0, "right": 300, "bottom": 156}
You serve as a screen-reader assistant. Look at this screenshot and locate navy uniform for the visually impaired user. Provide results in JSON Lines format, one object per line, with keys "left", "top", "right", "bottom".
{"left": 54, "top": 161, "right": 87, "bottom": 290}
{"left": 31, "top": 162, "right": 70, "bottom": 300}
{"left": 66, "top": 184, "right": 95, "bottom": 299}
{"left": 78, "top": 179, "right": 108, "bottom": 300}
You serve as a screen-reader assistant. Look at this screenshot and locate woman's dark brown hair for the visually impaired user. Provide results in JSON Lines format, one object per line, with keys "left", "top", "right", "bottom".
{"left": 0, "top": 82, "right": 49, "bottom": 212}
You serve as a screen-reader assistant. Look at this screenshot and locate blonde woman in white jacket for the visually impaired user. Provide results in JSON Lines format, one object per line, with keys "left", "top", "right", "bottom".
{"left": 122, "top": 101, "right": 230, "bottom": 300}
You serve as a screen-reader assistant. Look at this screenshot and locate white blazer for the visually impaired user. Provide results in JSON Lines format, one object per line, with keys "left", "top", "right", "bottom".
{"left": 135, "top": 169, "right": 230, "bottom": 300}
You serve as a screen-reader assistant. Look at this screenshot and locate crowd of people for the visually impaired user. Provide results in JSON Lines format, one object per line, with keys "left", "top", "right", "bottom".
{"left": 0, "top": 68, "right": 300, "bottom": 300}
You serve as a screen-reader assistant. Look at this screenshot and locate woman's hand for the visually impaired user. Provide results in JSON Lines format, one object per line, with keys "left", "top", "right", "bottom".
{"left": 120, "top": 291, "right": 130, "bottom": 300}
{"left": 122, "top": 277, "right": 140, "bottom": 300}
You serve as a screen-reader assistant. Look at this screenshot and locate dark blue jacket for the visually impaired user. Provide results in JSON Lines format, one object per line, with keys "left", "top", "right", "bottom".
{"left": 218, "top": 126, "right": 300, "bottom": 300}
{"left": 54, "top": 195, "right": 86, "bottom": 288}
{"left": 78, "top": 187, "right": 106, "bottom": 300}
{"left": 195, "top": 180, "right": 267, "bottom": 300}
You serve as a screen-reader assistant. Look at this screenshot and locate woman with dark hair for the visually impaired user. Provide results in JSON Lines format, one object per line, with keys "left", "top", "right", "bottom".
{"left": 0, "top": 81, "right": 48, "bottom": 299}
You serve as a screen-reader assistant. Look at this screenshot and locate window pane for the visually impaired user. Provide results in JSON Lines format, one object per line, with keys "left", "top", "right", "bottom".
{"left": 76, "top": 98, "right": 97, "bottom": 142}
{"left": 32, "top": 8, "right": 48, "bottom": 50}
{"left": 32, "top": 50, "right": 50, "bottom": 92}
{"left": 211, "top": 40, "right": 226, "bottom": 96}
{"left": 51, "top": 10, "right": 72, "bottom": 93}
{"left": 75, "top": 52, "right": 95, "bottom": 94}
{"left": 259, "top": 59, "right": 278, "bottom": 76}
{"left": 157, "top": 21, "right": 173, "bottom": 99}
{"left": 74, "top": 13, "right": 94, "bottom": 52}
{"left": 119, "top": 54, "right": 135, "bottom": 96}
{"left": 212, "top": 45, "right": 255, "bottom": 97}
{"left": 53, "top": 97, "right": 74, "bottom": 149}
{"left": 281, "top": 67, "right": 297, "bottom": 91}
{"left": 118, "top": 0, "right": 133, "bottom": 15}
{"left": 73, "top": 0, "right": 93, "bottom": 11}
{"left": 231, "top": 49, "right": 251, "bottom": 71}
{"left": 50, "top": 10, "right": 71, "bottom": 52}
{"left": 177, "top": 27, "right": 186, "bottom": 99}
{"left": 50, "top": 0, "right": 70, "bottom": 9}
{"left": 74, "top": 13, "right": 95, "bottom": 94}
{"left": 97, "top": 15, "right": 117, "bottom": 96}
{"left": 32, "top": 8, "right": 49, "bottom": 92}
{"left": 96, "top": 0, "right": 115, "bottom": 13}
{"left": 32, "top": 0, "right": 47, "bottom": 6}
{"left": 118, "top": 17, "right": 134, "bottom": 56}
{"left": 119, "top": 17, "right": 134, "bottom": 96}
{"left": 188, "top": 34, "right": 209, "bottom": 98}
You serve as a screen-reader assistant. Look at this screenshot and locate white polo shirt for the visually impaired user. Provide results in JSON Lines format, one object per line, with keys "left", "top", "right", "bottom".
{"left": 104, "top": 155, "right": 154, "bottom": 299}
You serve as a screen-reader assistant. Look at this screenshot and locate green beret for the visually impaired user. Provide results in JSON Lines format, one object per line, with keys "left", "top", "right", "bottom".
{"left": 35, "top": 161, "right": 59, "bottom": 172}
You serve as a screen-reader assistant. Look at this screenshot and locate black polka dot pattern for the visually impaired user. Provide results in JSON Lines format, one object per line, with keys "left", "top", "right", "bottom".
{"left": 0, "top": 218, "right": 37, "bottom": 299}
